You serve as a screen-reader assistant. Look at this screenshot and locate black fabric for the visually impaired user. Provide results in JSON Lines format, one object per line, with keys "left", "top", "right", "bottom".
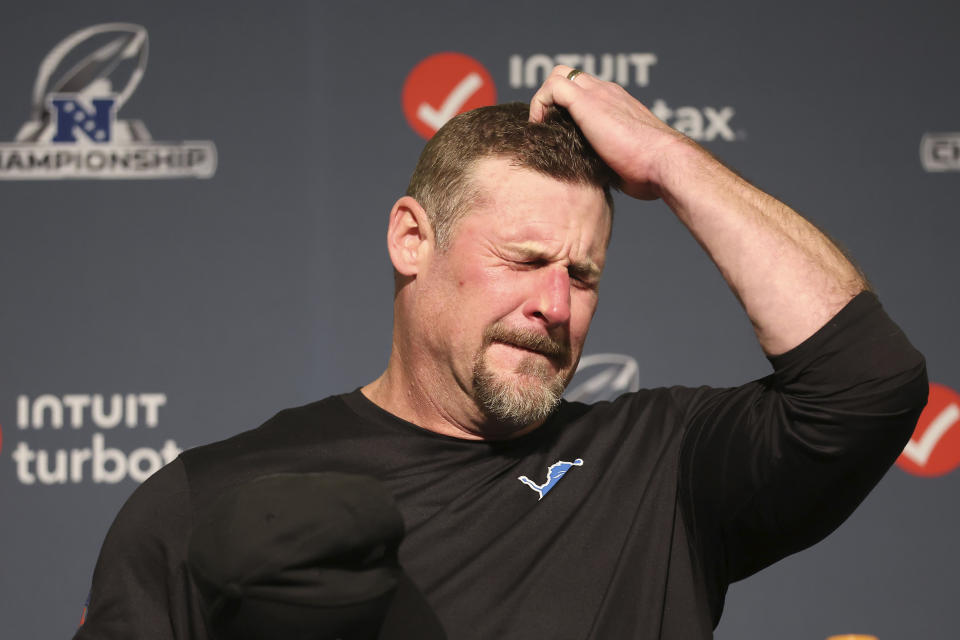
{"left": 74, "top": 292, "right": 928, "bottom": 640}
{"left": 187, "top": 472, "right": 444, "bottom": 640}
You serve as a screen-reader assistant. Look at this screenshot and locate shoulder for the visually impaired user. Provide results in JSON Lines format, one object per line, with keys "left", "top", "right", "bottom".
{"left": 110, "top": 456, "right": 192, "bottom": 537}
{"left": 183, "top": 394, "right": 344, "bottom": 462}
{"left": 77, "top": 459, "right": 207, "bottom": 639}
{"left": 179, "top": 394, "right": 357, "bottom": 507}
{"left": 88, "top": 458, "right": 193, "bottom": 592}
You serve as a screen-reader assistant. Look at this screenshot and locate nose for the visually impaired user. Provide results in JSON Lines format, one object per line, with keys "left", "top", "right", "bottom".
{"left": 523, "top": 266, "right": 571, "bottom": 327}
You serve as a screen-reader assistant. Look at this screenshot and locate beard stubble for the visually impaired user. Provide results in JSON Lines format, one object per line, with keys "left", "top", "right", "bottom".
{"left": 470, "top": 322, "right": 573, "bottom": 428}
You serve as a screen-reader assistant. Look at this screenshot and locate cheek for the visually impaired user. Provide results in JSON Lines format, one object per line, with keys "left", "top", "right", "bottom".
{"left": 439, "top": 265, "right": 517, "bottom": 342}
{"left": 570, "top": 294, "right": 599, "bottom": 341}
{"left": 460, "top": 264, "right": 524, "bottom": 306}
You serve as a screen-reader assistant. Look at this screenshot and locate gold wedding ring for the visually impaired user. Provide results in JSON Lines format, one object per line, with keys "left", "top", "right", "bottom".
{"left": 566, "top": 68, "right": 583, "bottom": 81}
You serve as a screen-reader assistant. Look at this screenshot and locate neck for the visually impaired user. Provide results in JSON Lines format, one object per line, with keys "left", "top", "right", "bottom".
{"left": 362, "top": 345, "right": 545, "bottom": 441}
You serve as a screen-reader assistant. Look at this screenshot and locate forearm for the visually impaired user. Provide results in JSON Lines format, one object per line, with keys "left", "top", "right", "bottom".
{"left": 658, "top": 141, "right": 867, "bottom": 355}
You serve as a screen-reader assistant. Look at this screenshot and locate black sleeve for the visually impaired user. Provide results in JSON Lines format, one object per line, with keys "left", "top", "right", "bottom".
{"left": 73, "top": 458, "right": 207, "bottom": 640}
{"left": 678, "top": 292, "right": 928, "bottom": 618}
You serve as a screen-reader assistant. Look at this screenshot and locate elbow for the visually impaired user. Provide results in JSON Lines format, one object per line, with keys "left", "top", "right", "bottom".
{"left": 904, "top": 355, "right": 930, "bottom": 415}
{"left": 884, "top": 353, "right": 929, "bottom": 446}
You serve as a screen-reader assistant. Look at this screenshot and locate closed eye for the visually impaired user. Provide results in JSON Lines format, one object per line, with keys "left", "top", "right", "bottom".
{"left": 513, "top": 259, "right": 548, "bottom": 270}
{"left": 569, "top": 266, "right": 599, "bottom": 290}
{"left": 506, "top": 256, "right": 600, "bottom": 290}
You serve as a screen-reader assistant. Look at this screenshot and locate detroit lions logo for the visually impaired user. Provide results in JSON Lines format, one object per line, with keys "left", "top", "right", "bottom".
{"left": 518, "top": 459, "right": 584, "bottom": 500}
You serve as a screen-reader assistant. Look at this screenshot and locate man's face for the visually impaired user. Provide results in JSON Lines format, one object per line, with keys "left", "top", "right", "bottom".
{"left": 414, "top": 156, "right": 611, "bottom": 434}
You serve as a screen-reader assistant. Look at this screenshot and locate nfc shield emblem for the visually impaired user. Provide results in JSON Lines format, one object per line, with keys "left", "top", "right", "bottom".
{"left": 920, "top": 133, "right": 960, "bottom": 172}
{"left": 50, "top": 96, "right": 116, "bottom": 143}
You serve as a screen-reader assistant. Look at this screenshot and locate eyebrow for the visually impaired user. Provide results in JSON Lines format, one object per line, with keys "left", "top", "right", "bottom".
{"left": 506, "top": 242, "right": 603, "bottom": 282}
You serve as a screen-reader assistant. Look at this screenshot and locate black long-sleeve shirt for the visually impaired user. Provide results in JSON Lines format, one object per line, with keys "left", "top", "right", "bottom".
{"left": 75, "top": 292, "right": 927, "bottom": 639}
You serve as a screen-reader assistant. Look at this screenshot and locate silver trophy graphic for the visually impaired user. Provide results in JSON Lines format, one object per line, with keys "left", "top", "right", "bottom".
{"left": 15, "top": 23, "right": 151, "bottom": 144}
{"left": 1, "top": 22, "right": 215, "bottom": 180}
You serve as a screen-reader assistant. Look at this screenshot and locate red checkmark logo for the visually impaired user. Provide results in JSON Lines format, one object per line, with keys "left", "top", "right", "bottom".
{"left": 896, "top": 382, "right": 960, "bottom": 477}
{"left": 402, "top": 52, "right": 497, "bottom": 140}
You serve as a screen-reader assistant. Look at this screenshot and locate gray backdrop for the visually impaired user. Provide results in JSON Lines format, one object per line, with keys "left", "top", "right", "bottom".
{"left": 1, "top": 1, "right": 957, "bottom": 638}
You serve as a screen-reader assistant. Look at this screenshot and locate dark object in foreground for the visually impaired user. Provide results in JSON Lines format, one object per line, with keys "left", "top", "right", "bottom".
{"left": 187, "top": 472, "right": 446, "bottom": 640}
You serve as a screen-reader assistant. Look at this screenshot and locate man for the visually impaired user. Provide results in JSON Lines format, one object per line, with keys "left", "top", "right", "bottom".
{"left": 75, "top": 67, "right": 927, "bottom": 639}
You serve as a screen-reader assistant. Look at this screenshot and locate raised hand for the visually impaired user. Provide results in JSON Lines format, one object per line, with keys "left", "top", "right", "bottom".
{"left": 529, "top": 65, "right": 698, "bottom": 201}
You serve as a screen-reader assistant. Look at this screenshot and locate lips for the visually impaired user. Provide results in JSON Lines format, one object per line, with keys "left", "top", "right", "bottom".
{"left": 489, "top": 339, "right": 545, "bottom": 356}
{"left": 490, "top": 341, "right": 567, "bottom": 373}
{"left": 496, "top": 340, "right": 542, "bottom": 353}
{"left": 482, "top": 323, "right": 571, "bottom": 364}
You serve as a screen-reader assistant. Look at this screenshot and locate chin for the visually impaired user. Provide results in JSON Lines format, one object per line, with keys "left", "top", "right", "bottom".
{"left": 471, "top": 360, "right": 566, "bottom": 428}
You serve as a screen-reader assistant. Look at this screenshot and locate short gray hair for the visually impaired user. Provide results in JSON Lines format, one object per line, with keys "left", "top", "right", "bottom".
{"left": 406, "top": 103, "right": 618, "bottom": 250}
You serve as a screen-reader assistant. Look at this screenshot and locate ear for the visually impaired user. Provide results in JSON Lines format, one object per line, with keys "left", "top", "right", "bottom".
{"left": 387, "top": 196, "right": 434, "bottom": 277}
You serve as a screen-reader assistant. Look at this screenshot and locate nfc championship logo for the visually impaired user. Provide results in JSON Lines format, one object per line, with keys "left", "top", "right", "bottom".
{"left": 0, "top": 23, "right": 216, "bottom": 180}
{"left": 920, "top": 133, "right": 960, "bottom": 172}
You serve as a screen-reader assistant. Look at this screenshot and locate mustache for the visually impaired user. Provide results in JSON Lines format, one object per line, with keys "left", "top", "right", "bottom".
{"left": 483, "top": 323, "right": 571, "bottom": 362}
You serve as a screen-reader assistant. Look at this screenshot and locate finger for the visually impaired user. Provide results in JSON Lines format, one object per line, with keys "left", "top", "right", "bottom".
{"left": 548, "top": 64, "right": 598, "bottom": 85}
{"left": 529, "top": 71, "right": 586, "bottom": 122}
{"left": 529, "top": 65, "right": 603, "bottom": 121}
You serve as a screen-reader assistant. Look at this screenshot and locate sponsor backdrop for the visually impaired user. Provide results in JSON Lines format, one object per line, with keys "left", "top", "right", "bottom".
{"left": 1, "top": 1, "right": 957, "bottom": 638}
